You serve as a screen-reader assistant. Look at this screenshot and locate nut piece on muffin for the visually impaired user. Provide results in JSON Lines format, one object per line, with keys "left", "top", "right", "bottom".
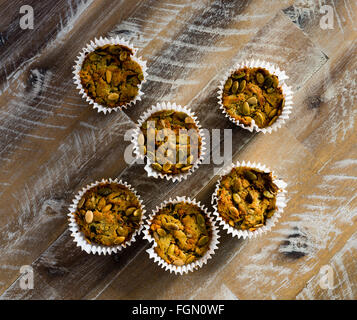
{"left": 138, "top": 110, "right": 202, "bottom": 175}
{"left": 222, "top": 67, "right": 285, "bottom": 128}
{"left": 216, "top": 166, "right": 279, "bottom": 231}
{"left": 74, "top": 183, "right": 143, "bottom": 246}
{"left": 149, "top": 202, "right": 212, "bottom": 266}
{"left": 79, "top": 44, "right": 144, "bottom": 108}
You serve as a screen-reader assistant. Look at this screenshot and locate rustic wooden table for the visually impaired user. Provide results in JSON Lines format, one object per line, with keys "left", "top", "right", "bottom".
{"left": 0, "top": 0, "right": 356, "bottom": 300}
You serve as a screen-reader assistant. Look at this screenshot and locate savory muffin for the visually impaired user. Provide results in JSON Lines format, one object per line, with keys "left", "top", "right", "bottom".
{"left": 221, "top": 67, "right": 285, "bottom": 128}
{"left": 149, "top": 202, "right": 212, "bottom": 266}
{"left": 74, "top": 183, "right": 143, "bottom": 246}
{"left": 216, "top": 166, "right": 279, "bottom": 231}
{"left": 138, "top": 110, "right": 202, "bottom": 175}
{"left": 79, "top": 44, "right": 144, "bottom": 108}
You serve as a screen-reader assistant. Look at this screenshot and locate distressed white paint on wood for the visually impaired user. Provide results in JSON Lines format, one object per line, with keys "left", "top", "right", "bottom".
{"left": 0, "top": 0, "right": 298, "bottom": 298}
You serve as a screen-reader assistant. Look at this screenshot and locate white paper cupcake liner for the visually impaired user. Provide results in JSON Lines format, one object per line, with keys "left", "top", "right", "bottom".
{"left": 131, "top": 102, "right": 207, "bottom": 182}
{"left": 143, "top": 196, "right": 220, "bottom": 275}
{"left": 68, "top": 178, "right": 146, "bottom": 255}
{"left": 73, "top": 36, "right": 148, "bottom": 114}
{"left": 217, "top": 59, "right": 293, "bottom": 133}
{"left": 211, "top": 160, "right": 287, "bottom": 239}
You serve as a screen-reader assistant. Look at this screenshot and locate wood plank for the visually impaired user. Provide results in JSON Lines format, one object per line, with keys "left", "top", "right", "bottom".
{"left": 0, "top": 0, "right": 251, "bottom": 298}
{"left": 192, "top": 140, "right": 357, "bottom": 299}
{"left": 0, "top": 0, "right": 322, "bottom": 299}
{"left": 0, "top": 110, "right": 136, "bottom": 295}
{"left": 95, "top": 4, "right": 357, "bottom": 300}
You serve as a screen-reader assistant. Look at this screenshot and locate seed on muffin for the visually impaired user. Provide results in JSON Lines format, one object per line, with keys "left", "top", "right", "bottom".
{"left": 222, "top": 67, "right": 285, "bottom": 128}
{"left": 74, "top": 183, "right": 143, "bottom": 246}
{"left": 139, "top": 110, "right": 202, "bottom": 175}
{"left": 216, "top": 166, "right": 279, "bottom": 231}
{"left": 150, "top": 202, "right": 212, "bottom": 266}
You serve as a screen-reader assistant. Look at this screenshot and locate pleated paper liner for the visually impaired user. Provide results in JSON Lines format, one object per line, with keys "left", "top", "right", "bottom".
{"left": 68, "top": 178, "right": 146, "bottom": 255}
{"left": 211, "top": 160, "right": 287, "bottom": 239}
{"left": 217, "top": 59, "right": 293, "bottom": 133}
{"left": 73, "top": 36, "right": 148, "bottom": 114}
{"left": 131, "top": 102, "right": 207, "bottom": 182}
{"left": 143, "top": 196, "right": 220, "bottom": 275}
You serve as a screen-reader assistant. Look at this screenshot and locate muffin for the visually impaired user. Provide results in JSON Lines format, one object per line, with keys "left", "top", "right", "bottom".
{"left": 138, "top": 109, "right": 202, "bottom": 175}
{"left": 221, "top": 67, "right": 285, "bottom": 128}
{"left": 216, "top": 166, "right": 279, "bottom": 231}
{"left": 74, "top": 182, "right": 143, "bottom": 246}
{"left": 149, "top": 202, "right": 212, "bottom": 266}
{"left": 79, "top": 44, "right": 144, "bottom": 108}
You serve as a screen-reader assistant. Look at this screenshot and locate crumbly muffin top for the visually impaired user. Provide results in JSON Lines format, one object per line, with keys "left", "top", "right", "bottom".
{"left": 150, "top": 202, "right": 212, "bottom": 266}
{"left": 74, "top": 183, "right": 143, "bottom": 246}
{"left": 222, "top": 67, "right": 285, "bottom": 128}
{"left": 79, "top": 44, "right": 144, "bottom": 108}
{"left": 139, "top": 110, "right": 202, "bottom": 175}
{"left": 216, "top": 167, "right": 279, "bottom": 231}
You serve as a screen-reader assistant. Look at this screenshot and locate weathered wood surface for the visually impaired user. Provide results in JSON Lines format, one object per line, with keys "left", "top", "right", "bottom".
{"left": 0, "top": 0, "right": 356, "bottom": 300}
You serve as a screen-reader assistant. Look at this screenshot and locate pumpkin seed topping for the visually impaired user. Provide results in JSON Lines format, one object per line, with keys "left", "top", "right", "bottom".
{"left": 222, "top": 67, "right": 284, "bottom": 128}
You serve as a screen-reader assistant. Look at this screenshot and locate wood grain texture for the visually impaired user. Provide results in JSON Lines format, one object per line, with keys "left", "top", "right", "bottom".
{"left": 0, "top": 0, "right": 356, "bottom": 300}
